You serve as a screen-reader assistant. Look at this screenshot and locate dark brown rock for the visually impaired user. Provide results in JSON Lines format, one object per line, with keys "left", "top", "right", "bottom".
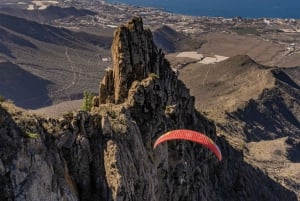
{"left": 99, "top": 17, "right": 164, "bottom": 104}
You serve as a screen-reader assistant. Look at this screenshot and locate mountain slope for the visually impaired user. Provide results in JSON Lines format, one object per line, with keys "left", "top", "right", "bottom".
{"left": 229, "top": 67, "right": 300, "bottom": 197}
{"left": 0, "top": 13, "right": 112, "bottom": 109}
{"left": 0, "top": 6, "right": 97, "bottom": 24}
{"left": 0, "top": 61, "right": 52, "bottom": 109}
{"left": 0, "top": 13, "right": 109, "bottom": 48}
{"left": 153, "top": 25, "right": 205, "bottom": 53}
{"left": 179, "top": 54, "right": 300, "bottom": 199}
{"left": 179, "top": 55, "right": 275, "bottom": 119}
{"left": 230, "top": 68, "right": 300, "bottom": 142}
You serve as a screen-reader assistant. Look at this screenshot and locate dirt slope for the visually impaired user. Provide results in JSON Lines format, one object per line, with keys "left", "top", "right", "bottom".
{"left": 179, "top": 55, "right": 275, "bottom": 121}
{"left": 32, "top": 99, "right": 82, "bottom": 118}
{"left": 179, "top": 55, "right": 300, "bottom": 199}
{"left": 0, "top": 13, "right": 111, "bottom": 108}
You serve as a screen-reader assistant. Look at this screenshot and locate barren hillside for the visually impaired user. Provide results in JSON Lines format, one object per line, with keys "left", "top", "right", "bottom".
{"left": 179, "top": 55, "right": 275, "bottom": 120}
{"left": 0, "top": 13, "right": 112, "bottom": 109}
{"left": 179, "top": 54, "right": 300, "bottom": 199}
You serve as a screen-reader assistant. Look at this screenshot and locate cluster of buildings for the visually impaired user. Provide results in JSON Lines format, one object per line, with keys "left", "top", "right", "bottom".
{"left": 6, "top": 0, "right": 299, "bottom": 54}
{"left": 53, "top": 0, "right": 300, "bottom": 36}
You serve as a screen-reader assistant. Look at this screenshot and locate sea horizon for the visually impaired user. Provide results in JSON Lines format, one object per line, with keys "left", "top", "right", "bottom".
{"left": 105, "top": 0, "right": 300, "bottom": 19}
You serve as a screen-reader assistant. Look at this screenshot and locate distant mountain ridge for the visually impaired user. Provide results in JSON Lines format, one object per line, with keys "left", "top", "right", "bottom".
{"left": 223, "top": 66, "right": 300, "bottom": 142}
{"left": 153, "top": 25, "right": 205, "bottom": 53}
{"left": 0, "top": 61, "right": 52, "bottom": 109}
{"left": 0, "top": 13, "right": 108, "bottom": 49}
{"left": 0, "top": 5, "right": 97, "bottom": 24}
{"left": 226, "top": 66, "right": 300, "bottom": 197}
{"left": 0, "top": 12, "right": 112, "bottom": 109}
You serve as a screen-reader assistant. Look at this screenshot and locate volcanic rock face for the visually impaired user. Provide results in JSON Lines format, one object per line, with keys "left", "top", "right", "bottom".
{"left": 97, "top": 17, "right": 219, "bottom": 200}
{"left": 99, "top": 17, "right": 163, "bottom": 104}
{"left": 93, "top": 17, "right": 297, "bottom": 201}
{"left": 0, "top": 17, "right": 297, "bottom": 201}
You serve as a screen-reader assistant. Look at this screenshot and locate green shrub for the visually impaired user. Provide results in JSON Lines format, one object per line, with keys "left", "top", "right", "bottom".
{"left": 231, "top": 27, "right": 260, "bottom": 36}
{"left": 25, "top": 131, "right": 39, "bottom": 139}
{"left": 0, "top": 95, "right": 5, "bottom": 102}
{"left": 148, "top": 73, "right": 160, "bottom": 80}
{"left": 81, "top": 90, "right": 94, "bottom": 111}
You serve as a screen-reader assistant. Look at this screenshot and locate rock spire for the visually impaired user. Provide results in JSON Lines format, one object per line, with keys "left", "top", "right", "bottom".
{"left": 99, "top": 17, "right": 165, "bottom": 104}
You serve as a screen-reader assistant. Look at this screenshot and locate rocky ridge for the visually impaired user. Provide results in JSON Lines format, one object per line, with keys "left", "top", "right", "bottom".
{"left": 178, "top": 49, "right": 300, "bottom": 198}
{"left": 0, "top": 17, "right": 297, "bottom": 201}
{"left": 222, "top": 67, "right": 300, "bottom": 198}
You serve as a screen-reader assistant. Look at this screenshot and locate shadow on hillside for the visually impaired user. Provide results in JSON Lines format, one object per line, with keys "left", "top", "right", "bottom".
{"left": 273, "top": 68, "right": 300, "bottom": 90}
{"left": 227, "top": 86, "right": 300, "bottom": 142}
{"left": 153, "top": 25, "right": 205, "bottom": 53}
{"left": 286, "top": 137, "right": 300, "bottom": 163}
{"left": 0, "top": 13, "right": 112, "bottom": 50}
{"left": 217, "top": 136, "right": 298, "bottom": 201}
{"left": 0, "top": 42, "right": 15, "bottom": 58}
{"left": 0, "top": 61, "right": 52, "bottom": 109}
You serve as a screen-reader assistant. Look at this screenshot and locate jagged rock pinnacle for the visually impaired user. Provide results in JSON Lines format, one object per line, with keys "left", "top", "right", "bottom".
{"left": 99, "top": 17, "right": 165, "bottom": 104}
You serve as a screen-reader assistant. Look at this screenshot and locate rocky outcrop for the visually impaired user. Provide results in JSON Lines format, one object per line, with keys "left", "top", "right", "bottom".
{"left": 99, "top": 17, "right": 163, "bottom": 104}
{"left": 0, "top": 104, "right": 113, "bottom": 201}
{"left": 0, "top": 17, "right": 297, "bottom": 201}
{"left": 96, "top": 17, "right": 221, "bottom": 200}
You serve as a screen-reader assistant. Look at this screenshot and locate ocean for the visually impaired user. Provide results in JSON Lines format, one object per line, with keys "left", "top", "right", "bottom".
{"left": 105, "top": 0, "right": 300, "bottom": 19}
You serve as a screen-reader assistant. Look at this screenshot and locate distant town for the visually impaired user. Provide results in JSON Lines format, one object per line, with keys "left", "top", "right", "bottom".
{"left": 57, "top": 0, "right": 300, "bottom": 34}
{"left": 1, "top": 0, "right": 300, "bottom": 55}
{"left": 56, "top": 0, "right": 300, "bottom": 55}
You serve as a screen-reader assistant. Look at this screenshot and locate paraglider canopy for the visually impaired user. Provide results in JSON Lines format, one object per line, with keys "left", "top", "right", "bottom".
{"left": 153, "top": 129, "right": 222, "bottom": 161}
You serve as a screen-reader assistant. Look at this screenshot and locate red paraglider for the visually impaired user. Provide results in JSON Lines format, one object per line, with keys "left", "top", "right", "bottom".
{"left": 153, "top": 129, "right": 222, "bottom": 161}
